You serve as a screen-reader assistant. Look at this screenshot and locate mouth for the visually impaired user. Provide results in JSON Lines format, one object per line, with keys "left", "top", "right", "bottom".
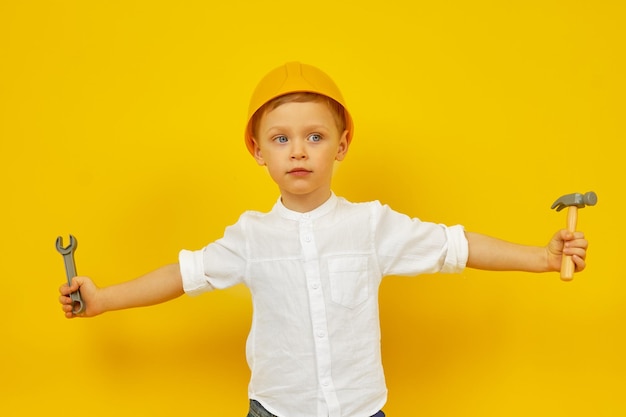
{"left": 288, "top": 168, "right": 312, "bottom": 176}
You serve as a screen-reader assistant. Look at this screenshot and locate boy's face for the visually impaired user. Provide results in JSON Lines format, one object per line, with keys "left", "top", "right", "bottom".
{"left": 252, "top": 100, "right": 349, "bottom": 212}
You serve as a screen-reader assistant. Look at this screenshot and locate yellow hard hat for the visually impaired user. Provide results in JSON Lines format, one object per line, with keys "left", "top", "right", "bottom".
{"left": 244, "top": 62, "right": 354, "bottom": 155}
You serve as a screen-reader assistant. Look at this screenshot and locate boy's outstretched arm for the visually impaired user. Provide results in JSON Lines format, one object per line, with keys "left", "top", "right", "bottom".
{"left": 59, "top": 263, "right": 184, "bottom": 319}
{"left": 465, "top": 230, "right": 588, "bottom": 273}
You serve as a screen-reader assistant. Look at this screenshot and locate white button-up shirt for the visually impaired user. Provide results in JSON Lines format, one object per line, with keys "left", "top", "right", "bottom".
{"left": 179, "top": 194, "right": 468, "bottom": 417}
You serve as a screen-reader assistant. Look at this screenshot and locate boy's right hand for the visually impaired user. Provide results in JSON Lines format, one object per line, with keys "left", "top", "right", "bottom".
{"left": 59, "top": 277, "right": 100, "bottom": 318}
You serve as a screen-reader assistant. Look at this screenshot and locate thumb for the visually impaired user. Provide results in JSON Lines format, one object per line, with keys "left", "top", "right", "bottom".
{"left": 559, "top": 229, "right": 575, "bottom": 241}
{"left": 69, "top": 276, "right": 87, "bottom": 292}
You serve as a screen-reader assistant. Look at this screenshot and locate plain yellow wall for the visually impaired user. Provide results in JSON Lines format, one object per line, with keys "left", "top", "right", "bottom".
{"left": 1, "top": 1, "right": 624, "bottom": 415}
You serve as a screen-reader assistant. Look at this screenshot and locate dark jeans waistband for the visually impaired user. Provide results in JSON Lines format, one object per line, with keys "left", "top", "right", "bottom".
{"left": 247, "top": 399, "right": 385, "bottom": 417}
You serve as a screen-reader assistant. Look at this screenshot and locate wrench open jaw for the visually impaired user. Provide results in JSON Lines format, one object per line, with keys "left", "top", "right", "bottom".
{"left": 55, "top": 234, "right": 85, "bottom": 314}
{"left": 55, "top": 234, "right": 77, "bottom": 254}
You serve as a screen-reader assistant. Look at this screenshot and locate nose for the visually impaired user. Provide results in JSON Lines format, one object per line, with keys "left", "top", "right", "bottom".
{"left": 290, "top": 140, "right": 307, "bottom": 160}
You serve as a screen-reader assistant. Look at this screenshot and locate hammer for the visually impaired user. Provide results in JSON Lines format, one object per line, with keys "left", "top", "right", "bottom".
{"left": 551, "top": 191, "right": 597, "bottom": 281}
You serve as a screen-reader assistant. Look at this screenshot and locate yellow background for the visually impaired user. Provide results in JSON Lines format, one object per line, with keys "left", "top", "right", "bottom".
{"left": 1, "top": 1, "right": 624, "bottom": 415}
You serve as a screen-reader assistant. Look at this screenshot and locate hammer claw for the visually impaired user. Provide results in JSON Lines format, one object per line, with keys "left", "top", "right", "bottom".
{"left": 551, "top": 202, "right": 565, "bottom": 212}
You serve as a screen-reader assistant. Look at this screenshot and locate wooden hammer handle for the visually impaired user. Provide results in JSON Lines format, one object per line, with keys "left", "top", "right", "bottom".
{"left": 561, "top": 206, "right": 578, "bottom": 281}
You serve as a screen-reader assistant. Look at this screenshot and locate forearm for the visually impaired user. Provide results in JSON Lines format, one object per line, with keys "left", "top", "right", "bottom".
{"left": 465, "top": 232, "right": 550, "bottom": 272}
{"left": 100, "top": 263, "right": 185, "bottom": 312}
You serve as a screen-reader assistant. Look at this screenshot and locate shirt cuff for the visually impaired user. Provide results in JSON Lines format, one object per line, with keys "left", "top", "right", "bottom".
{"left": 441, "top": 224, "right": 469, "bottom": 273}
{"left": 179, "top": 249, "right": 215, "bottom": 296}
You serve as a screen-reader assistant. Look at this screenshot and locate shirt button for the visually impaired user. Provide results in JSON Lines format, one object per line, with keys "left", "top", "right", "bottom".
{"left": 304, "top": 235, "right": 312, "bottom": 242}
{"left": 317, "top": 331, "right": 325, "bottom": 338}
{"left": 321, "top": 380, "right": 329, "bottom": 387}
{"left": 311, "top": 282, "right": 319, "bottom": 289}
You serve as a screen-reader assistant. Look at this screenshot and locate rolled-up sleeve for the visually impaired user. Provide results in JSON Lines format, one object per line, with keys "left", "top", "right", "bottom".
{"left": 374, "top": 202, "right": 468, "bottom": 276}
{"left": 179, "top": 249, "right": 213, "bottom": 296}
{"left": 178, "top": 215, "right": 249, "bottom": 296}
{"left": 440, "top": 224, "right": 468, "bottom": 273}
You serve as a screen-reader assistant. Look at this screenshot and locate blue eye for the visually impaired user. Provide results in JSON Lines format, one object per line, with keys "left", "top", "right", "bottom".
{"left": 274, "top": 135, "right": 288, "bottom": 143}
{"left": 308, "top": 134, "right": 322, "bottom": 142}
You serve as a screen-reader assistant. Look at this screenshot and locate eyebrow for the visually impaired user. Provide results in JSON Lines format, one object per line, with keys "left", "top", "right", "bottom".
{"left": 263, "top": 124, "right": 331, "bottom": 136}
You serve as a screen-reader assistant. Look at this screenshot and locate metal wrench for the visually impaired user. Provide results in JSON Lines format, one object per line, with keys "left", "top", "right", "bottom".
{"left": 55, "top": 234, "right": 85, "bottom": 314}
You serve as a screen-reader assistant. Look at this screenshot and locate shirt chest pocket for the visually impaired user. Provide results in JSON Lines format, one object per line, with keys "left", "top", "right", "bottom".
{"left": 328, "top": 256, "right": 370, "bottom": 309}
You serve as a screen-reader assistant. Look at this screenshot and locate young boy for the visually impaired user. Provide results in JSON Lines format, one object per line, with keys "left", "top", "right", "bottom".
{"left": 59, "top": 62, "right": 589, "bottom": 417}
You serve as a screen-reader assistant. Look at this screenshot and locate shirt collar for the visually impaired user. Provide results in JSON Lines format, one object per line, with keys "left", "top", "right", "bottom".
{"left": 274, "top": 192, "right": 338, "bottom": 221}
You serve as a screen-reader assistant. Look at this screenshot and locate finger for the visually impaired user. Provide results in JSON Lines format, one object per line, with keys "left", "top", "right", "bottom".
{"left": 60, "top": 280, "right": 80, "bottom": 293}
{"left": 565, "top": 238, "right": 589, "bottom": 252}
{"left": 59, "top": 283, "right": 70, "bottom": 295}
{"left": 69, "top": 277, "right": 82, "bottom": 291}
{"left": 60, "top": 295, "right": 77, "bottom": 307}
{"left": 566, "top": 247, "right": 587, "bottom": 261}
{"left": 572, "top": 254, "right": 587, "bottom": 272}
{"left": 60, "top": 278, "right": 83, "bottom": 295}
{"left": 61, "top": 304, "right": 74, "bottom": 317}
{"left": 559, "top": 229, "right": 577, "bottom": 241}
{"left": 62, "top": 302, "right": 84, "bottom": 318}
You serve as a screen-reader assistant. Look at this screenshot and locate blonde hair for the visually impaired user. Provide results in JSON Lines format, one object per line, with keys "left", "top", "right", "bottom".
{"left": 249, "top": 92, "right": 347, "bottom": 139}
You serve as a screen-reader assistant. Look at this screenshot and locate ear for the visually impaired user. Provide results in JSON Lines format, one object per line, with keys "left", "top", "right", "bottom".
{"left": 252, "top": 138, "right": 266, "bottom": 166}
{"left": 335, "top": 130, "right": 350, "bottom": 162}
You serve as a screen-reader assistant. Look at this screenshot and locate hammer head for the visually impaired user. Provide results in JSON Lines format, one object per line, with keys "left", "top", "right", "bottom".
{"left": 551, "top": 191, "right": 598, "bottom": 212}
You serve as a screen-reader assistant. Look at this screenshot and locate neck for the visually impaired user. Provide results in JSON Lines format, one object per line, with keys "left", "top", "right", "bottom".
{"left": 280, "top": 190, "right": 332, "bottom": 213}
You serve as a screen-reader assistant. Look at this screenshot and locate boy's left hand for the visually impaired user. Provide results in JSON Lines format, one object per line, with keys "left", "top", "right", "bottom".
{"left": 547, "top": 229, "right": 589, "bottom": 273}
